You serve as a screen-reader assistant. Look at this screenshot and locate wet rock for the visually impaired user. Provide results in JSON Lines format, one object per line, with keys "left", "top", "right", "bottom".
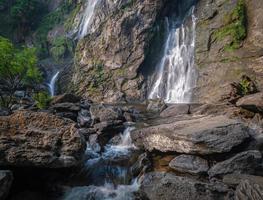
{"left": 141, "top": 172, "right": 229, "bottom": 200}
{"left": 169, "top": 155, "right": 209, "bottom": 175}
{"left": 131, "top": 153, "right": 151, "bottom": 177}
{"left": 77, "top": 109, "right": 92, "bottom": 128}
{"left": 0, "top": 111, "right": 86, "bottom": 168}
{"left": 50, "top": 93, "right": 81, "bottom": 105}
{"left": 0, "top": 170, "right": 13, "bottom": 200}
{"left": 208, "top": 150, "right": 262, "bottom": 178}
{"left": 132, "top": 115, "right": 250, "bottom": 155}
{"left": 160, "top": 104, "right": 191, "bottom": 117}
{"left": 146, "top": 99, "right": 167, "bottom": 113}
{"left": 235, "top": 180, "right": 263, "bottom": 200}
{"left": 236, "top": 92, "right": 263, "bottom": 114}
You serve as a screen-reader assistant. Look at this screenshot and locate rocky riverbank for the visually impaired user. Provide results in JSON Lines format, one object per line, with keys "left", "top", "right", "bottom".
{"left": 0, "top": 91, "right": 262, "bottom": 199}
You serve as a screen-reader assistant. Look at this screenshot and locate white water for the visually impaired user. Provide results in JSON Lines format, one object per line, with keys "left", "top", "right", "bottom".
{"left": 148, "top": 7, "right": 197, "bottom": 103}
{"left": 77, "top": 0, "right": 99, "bottom": 39}
{"left": 82, "top": 126, "right": 140, "bottom": 199}
{"left": 48, "top": 71, "right": 59, "bottom": 96}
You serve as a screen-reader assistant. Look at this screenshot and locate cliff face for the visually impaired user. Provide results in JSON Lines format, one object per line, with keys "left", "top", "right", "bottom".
{"left": 194, "top": 0, "right": 263, "bottom": 103}
{"left": 72, "top": 0, "right": 169, "bottom": 103}
{"left": 72, "top": 0, "right": 263, "bottom": 104}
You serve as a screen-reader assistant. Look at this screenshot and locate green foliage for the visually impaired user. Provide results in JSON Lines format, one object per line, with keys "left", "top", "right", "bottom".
{"left": 240, "top": 78, "right": 250, "bottom": 95}
{"left": 50, "top": 36, "right": 74, "bottom": 62}
{"left": 35, "top": 0, "right": 76, "bottom": 57}
{"left": 33, "top": 91, "right": 51, "bottom": 109}
{"left": 214, "top": 0, "right": 246, "bottom": 51}
{"left": 0, "top": 36, "right": 42, "bottom": 108}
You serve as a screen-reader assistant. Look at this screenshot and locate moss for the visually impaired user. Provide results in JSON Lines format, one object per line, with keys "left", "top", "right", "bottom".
{"left": 213, "top": 0, "right": 246, "bottom": 51}
{"left": 34, "top": 0, "right": 76, "bottom": 58}
{"left": 49, "top": 36, "right": 73, "bottom": 62}
{"left": 64, "top": 3, "right": 81, "bottom": 31}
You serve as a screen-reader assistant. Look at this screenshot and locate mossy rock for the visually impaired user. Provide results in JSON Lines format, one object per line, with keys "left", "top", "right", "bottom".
{"left": 213, "top": 0, "right": 246, "bottom": 51}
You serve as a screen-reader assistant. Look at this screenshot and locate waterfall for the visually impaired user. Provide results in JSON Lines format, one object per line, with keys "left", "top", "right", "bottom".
{"left": 148, "top": 7, "right": 197, "bottom": 103}
{"left": 48, "top": 71, "right": 60, "bottom": 96}
{"left": 77, "top": 0, "right": 99, "bottom": 39}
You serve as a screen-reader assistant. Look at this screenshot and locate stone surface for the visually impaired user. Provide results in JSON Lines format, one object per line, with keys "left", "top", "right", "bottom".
{"left": 194, "top": 0, "right": 263, "bottom": 103}
{"left": 140, "top": 172, "right": 229, "bottom": 200}
{"left": 0, "top": 170, "right": 13, "bottom": 200}
{"left": 146, "top": 99, "right": 167, "bottom": 113}
{"left": 235, "top": 180, "right": 263, "bottom": 200}
{"left": 236, "top": 92, "right": 263, "bottom": 113}
{"left": 169, "top": 155, "right": 209, "bottom": 174}
{"left": 72, "top": 0, "right": 179, "bottom": 102}
{"left": 208, "top": 150, "right": 262, "bottom": 178}
{"left": 131, "top": 115, "right": 250, "bottom": 155}
{"left": 223, "top": 174, "right": 263, "bottom": 186}
{"left": 0, "top": 111, "right": 86, "bottom": 168}
{"left": 51, "top": 93, "right": 81, "bottom": 105}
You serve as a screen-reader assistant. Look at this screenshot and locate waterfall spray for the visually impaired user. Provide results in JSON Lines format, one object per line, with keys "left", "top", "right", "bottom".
{"left": 48, "top": 71, "right": 60, "bottom": 96}
{"left": 148, "top": 7, "right": 197, "bottom": 103}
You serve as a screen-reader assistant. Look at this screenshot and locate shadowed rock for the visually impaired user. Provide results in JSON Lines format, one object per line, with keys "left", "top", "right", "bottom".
{"left": 169, "top": 155, "right": 209, "bottom": 174}
{"left": 208, "top": 150, "right": 262, "bottom": 178}
{"left": 0, "top": 170, "right": 13, "bottom": 200}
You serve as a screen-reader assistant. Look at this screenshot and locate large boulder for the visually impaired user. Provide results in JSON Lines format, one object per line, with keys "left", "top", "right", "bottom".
{"left": 131, "top": 115, "right": 250, "bottom": 155}
{"left": 0, "top": 111, "right": 86, "bottom": 168}
{"left": 208, "top": 150, "right": 262, "bottom": 178}
{"left": 169, "top": 155, "right": 209, "bottom": 175}
{"left": 236, "top": 92, "right": 263, "bottom": 113}
{"left": 140, "top": 172, "right": 229, "bottom": 200}
{"left": 0, "top": 170, "right": 13, "bottom": 200}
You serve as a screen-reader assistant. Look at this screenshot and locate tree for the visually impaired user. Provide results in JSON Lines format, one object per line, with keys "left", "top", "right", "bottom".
{"left": 0, "top": 36, "right": 42, "bottom": 108}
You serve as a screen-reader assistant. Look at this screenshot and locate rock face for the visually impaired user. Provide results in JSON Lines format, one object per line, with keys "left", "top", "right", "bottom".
{"left": 195, "top": 0, "right": 263, "bottom": 103}
{"left": 72, "top": 0, "right": 180, "bottom": 102}
{"left": 140, "top": 172, "right": 228, "bottom": 200}
{"left": 0, "top": 170, "right": 13, "bottom": 200}
{"left": 236, "top": 92, "right": 263, "bottom": 113}
{"left": 131, "top": 115, "right": 250, "bottom": 155}
{"left": 0, "top": 111, "right": 86, "bottom": 168}
{"left": 169, "top": 155, "right": 209, "bottom": 175}
{"left": 208, "top": 150, "right": 262, "bottom": 178}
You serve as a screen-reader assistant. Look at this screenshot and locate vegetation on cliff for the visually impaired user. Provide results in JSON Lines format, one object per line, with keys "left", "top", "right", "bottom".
{"left": 214, "top": 0, "right": 246, "bottom": 51}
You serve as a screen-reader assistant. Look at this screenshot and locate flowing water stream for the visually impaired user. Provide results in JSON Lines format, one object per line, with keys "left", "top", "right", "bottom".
{"left": 48, "top": 71, "right": 60, "bottom": 96}
{"left": 67, "top": 125, "right": 141, "bottom": 199}
{"left": 77, "top": 0, "right": 100, "bottom": 39}
{"left": 148, "top": 6, "right": 197, "bottom": 103}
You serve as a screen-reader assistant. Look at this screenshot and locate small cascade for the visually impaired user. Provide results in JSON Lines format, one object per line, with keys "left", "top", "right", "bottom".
{"left": 79, "top": 125, "right": 140, "bottom": 199}
{"left": 148, "top": 6, "right": 197, "bottom": 103}
{"left": 48, "top": 71, "right": 59, "bottom": 96}
{"left": 77, "top": 0, "right": 99, "bottom": 39}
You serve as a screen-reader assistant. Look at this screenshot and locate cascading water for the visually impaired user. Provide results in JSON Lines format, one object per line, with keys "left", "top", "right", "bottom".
{"left": 70, "top": 125, "right": 140, "bottom": 199}
{"left": 77, "top": 0, "right": 99, "bottom": 39}
{"left": 148, "top": 6, "right": 197, "bottom": 103}
{"left": 48, "top": 71, "right": 59, "bottom": 96}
